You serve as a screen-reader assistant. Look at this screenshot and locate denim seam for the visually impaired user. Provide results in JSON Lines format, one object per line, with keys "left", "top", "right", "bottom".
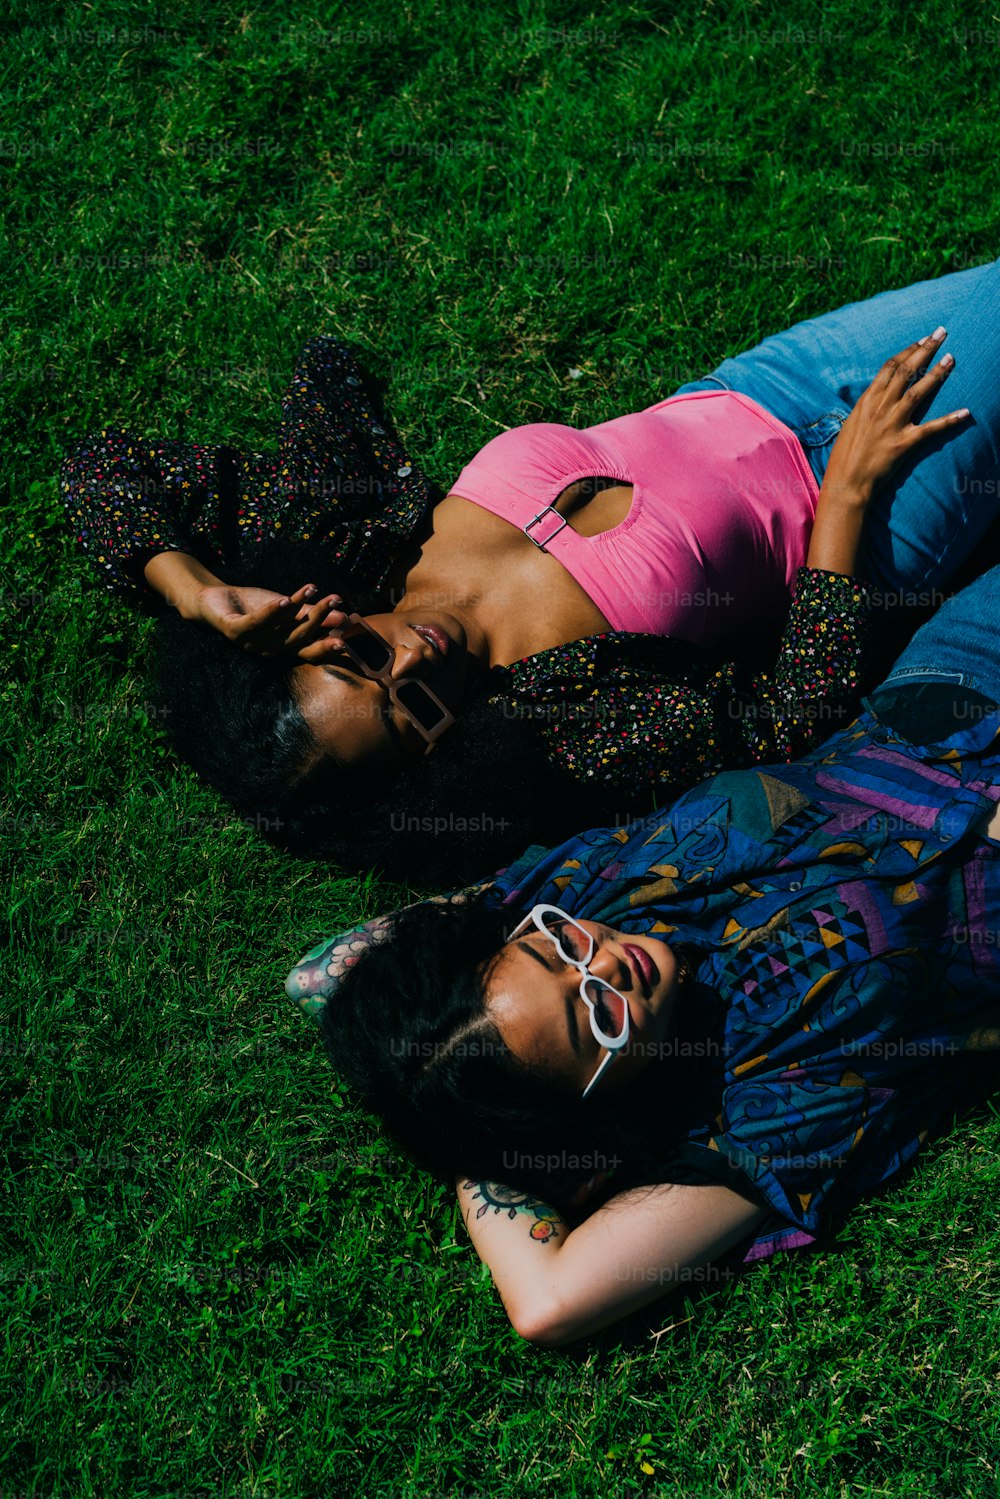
{"left": 880, "top": 667, "right": 969, "bottom": 685}
{"left": 793, "top": 409, "right": 851, "bottom": 447}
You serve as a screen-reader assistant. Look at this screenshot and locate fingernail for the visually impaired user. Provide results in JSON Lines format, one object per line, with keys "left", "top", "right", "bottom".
{"left": 941, "top": 352, "right": 955, "bottom": 367}
{"left": 955, "top": 407, "right": 970, "bottom": 418}
{"left": 917, "top": 335, "right": 930, "bottom": 346}
{"left": 932, "top": 325, "right": 946, "bottom": 340}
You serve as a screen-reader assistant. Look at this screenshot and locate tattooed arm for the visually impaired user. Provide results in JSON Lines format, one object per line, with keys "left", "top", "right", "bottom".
{"left": 286, "top": 879, "right": 496, "bottom": 1023}
{"left": 456, "top": 1175, "right": 769, "bottom": 1346}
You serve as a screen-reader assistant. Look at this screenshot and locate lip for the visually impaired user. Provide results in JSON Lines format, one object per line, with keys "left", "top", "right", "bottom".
{"left": 622, "top": 942, "right": 657, "bottom": 998}
{"left": 412, "top": 623, "right": 450, "bottom": 658}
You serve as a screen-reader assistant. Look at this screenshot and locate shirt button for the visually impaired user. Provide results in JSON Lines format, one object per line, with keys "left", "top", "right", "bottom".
{"left": 397, "top": 465, "right": 412, "bottom": 477}
{"left": 789, "top": 881, "right": 802, "bottom": 891}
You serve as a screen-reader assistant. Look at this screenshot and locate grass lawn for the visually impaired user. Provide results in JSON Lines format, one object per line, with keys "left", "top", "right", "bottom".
{"left": 3, "top": 0, "right": 1000, "bottom": 1493}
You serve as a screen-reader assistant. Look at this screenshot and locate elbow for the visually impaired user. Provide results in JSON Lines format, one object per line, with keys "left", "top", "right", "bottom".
{"left": 284, "top": 962, "right": 310, "bottom": 1003}
{"left": 509, "top": 1295, "right": 581, "bottom": 1349}
{"left": 284, "top": 959, "right": 329, "bottom": 1026}
{"left": 285, "top": 950, "right": 328, "bottom": 1005}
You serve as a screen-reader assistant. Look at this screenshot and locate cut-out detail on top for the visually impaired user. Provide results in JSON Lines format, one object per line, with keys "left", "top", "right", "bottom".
{"left": 448, "top": 394, "right": 820, "bottom": 644}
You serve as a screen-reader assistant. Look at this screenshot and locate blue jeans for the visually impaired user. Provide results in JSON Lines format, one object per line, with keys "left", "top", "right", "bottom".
{"left": 872, "top": 561, "right": 1000, "bottom": 704}
{"left": 672, "top": 258, "right": 1000, "bottom": 593}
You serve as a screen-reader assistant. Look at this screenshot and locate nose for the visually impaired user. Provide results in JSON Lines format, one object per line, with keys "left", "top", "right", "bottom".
{"left": 387, "top": 636, "right": 429, "bottom": 679}
{"left": 586, "top": 946, "right": 617, "bottom": 986}
{"left": 569, "top": 923, "right": 617, "bottom": 983}
{"left": 575, "top": 925, "right": 628, "bottom": 987}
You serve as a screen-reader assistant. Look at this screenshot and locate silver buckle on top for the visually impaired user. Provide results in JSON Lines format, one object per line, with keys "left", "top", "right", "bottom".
{"left": 524, "top": 506, "right": 568, "bottom": 550}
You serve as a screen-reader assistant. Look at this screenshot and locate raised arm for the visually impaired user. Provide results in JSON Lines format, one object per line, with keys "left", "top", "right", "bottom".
{"left": 59, "top": 431, "right": 236, "bottom": 610}
{"left": 734, "top": 565, "right": 876, "bottom": 762}
{"left": 60, "top": 335, "right": 438, "bottom": 613}
{"left": 286, "top": 879, "right": 498, "bottom": 1023}
{"left": 457, "top": 1174, "right": 769, "bottom": 1346}
{"left": 738, "top": 330, "right": 970, "bottom": 760}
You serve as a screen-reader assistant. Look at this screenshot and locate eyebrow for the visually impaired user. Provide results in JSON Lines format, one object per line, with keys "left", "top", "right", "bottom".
{"left": 515, "top": 940, "right": 581, "bottom": 1055}
{"left": 321, "top": 665, "right": 406, "bottom": 750}
{"left": 323, "top": 663, "right": 363, "bottom": 691}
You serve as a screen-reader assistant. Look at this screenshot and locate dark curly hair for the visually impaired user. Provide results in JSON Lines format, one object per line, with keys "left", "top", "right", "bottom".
{"left": 322, "top": 894, "right": 711, "bottom": 1210}
{"left": 147, "top": 537, "right": 626, "bottom": 885}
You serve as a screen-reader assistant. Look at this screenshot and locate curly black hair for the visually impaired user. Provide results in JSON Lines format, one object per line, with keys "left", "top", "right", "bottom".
{"left": 321, "top": 894, "right": 712, "bottom": 1211}
{"left": 147, "top": 537, "right": 626, "bottom": 885}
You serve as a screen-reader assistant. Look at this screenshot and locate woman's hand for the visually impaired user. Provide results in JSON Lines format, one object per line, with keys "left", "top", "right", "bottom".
{"left": 194, "top": 581, "right": 352, "bottom": 661}
{"left": 821, "top": 328, "right": 969, "bottom": 500}
{"left": 143, "top": 553, "right": 351, "bottom": 659}
{"left": 806, "top": 328, "right": 969, "bottom": 576}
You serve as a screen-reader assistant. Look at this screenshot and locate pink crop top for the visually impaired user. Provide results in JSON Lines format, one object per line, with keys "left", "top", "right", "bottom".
{"left": 449, "top": 390, "right": 820, "bottom": 646}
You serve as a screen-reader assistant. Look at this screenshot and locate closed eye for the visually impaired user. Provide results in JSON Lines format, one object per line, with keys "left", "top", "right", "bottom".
{"left": 322, "top": 662, "right": 365, "bottom": 687}
{"left": 551, "top": 919, "right": 589, "bottom": 963}
{"left": 592, "top": 992, "right": 615, "bottom": 1031}
{"left": 321, "top": 665, "right": 407, "bottom": 749}
{"left": 323, "top": 650, "right": 365, "bottom": 678}
{"left": 516, "top": 939, "right": 558, "bottom": 972}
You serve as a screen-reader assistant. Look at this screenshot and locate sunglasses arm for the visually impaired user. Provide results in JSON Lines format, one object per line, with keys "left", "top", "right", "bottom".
{"left": 581, "top": 1045, "right": 618, "bottom": 1100}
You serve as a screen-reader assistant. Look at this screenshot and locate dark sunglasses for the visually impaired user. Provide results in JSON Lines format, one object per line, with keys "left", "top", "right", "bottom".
{"left": 335, "top": 614, "right": 456, "bottom": 744}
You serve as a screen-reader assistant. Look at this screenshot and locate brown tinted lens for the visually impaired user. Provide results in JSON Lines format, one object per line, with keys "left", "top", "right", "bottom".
{"left": 395, "top": 679, "right": 447, "bottom": 731}
{"left": 539, "top": 910, "right": 589, "bottom": 962}
{"left": 344, "top": 628, "right": 393, "bottom": 672}
{"left": 583, "top": 981, "right": 628, "bottom": 1039}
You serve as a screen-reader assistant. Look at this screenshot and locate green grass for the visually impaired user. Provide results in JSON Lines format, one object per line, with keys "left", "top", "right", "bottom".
{"left": 3, "top": 0, "right": 1000, "bottom": 1493}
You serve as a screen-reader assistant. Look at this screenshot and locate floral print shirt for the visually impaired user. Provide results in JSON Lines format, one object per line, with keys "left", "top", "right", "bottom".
{"left": 61, "top": 334, "right": 878, "bottom": 802}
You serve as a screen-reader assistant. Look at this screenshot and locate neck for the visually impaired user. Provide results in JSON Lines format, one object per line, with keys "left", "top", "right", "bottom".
{"left": 383, "top": 507, "right": 540, "bottom": 670}
{"left": 391, "top": 575, "right": 519, "bottom": 673}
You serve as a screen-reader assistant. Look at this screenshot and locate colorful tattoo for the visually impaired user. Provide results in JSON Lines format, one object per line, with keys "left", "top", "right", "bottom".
{"left": 463, "top": 1180, "right": 561, "bottom": 1242}
{"left": 285, "top": 921, "right": 393, "bottom": 1021}
{"left": 288, "top": 881, "right": 498, "bottom": 1025}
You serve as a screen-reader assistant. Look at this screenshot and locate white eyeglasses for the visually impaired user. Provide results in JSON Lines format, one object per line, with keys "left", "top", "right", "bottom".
{"left": 506, "top": 903, "right": 632, "bottom": 1099}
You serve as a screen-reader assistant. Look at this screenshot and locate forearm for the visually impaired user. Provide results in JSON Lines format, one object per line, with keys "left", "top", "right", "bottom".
{"left": 456, "top": 1177, "right": 568, "bottom": 1341}
{"left": 805, "top": 474, "right": 874, "bottom": 576}
{"left": 456, "top": 1174, "right": 770, "bottom": 1347}
{"left": 60, "top": 428, "right": 228, "bottom": 608}
{"left": 143, "top": 551, "right": 222, "bottom": 619}
{"left": 456, "top": 1175, "right": 664, "bottom": 1348}
{"left": 739, "top": 568, "right": 875, "bottom": 763}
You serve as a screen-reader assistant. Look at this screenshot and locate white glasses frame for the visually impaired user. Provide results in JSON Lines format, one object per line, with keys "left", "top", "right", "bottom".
{"left": 506, "top": 903, "right": 632, "bottom": 1099}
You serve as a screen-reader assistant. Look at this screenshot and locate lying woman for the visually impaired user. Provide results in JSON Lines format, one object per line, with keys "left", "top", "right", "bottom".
{"left": 287, "top": 565, "right": 1000, "bottom": 1344}
{"left": 61, "top": 260, "right": 1000, "bottom": 880}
